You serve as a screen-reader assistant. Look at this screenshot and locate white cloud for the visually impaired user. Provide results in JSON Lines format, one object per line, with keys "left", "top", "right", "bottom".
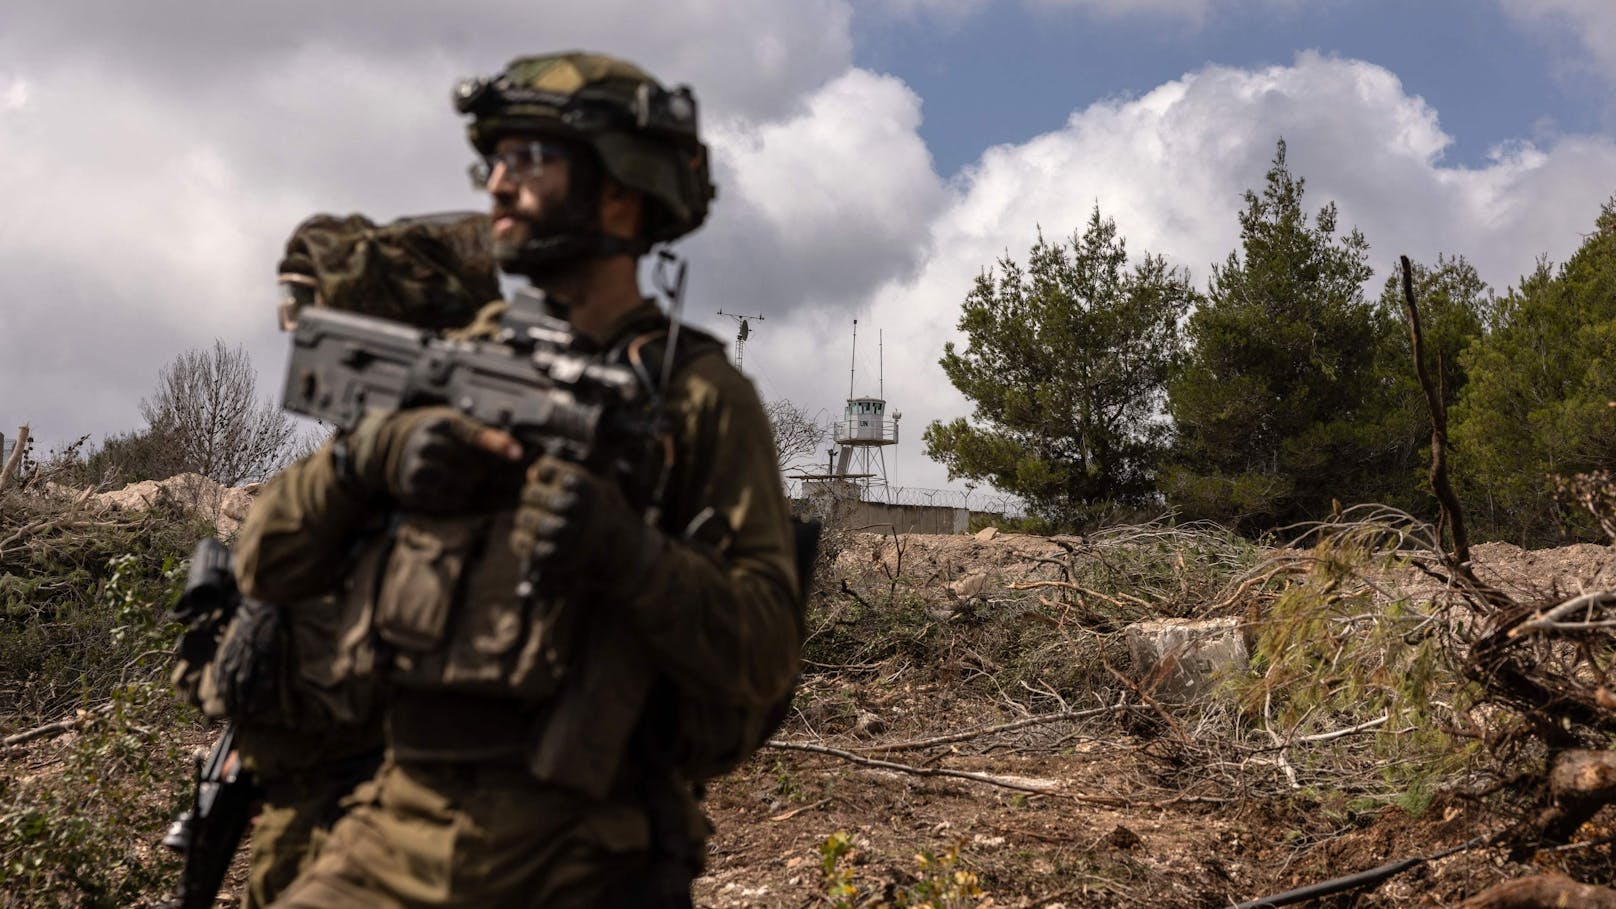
{"left": 0, "top": 0, "right": 851, "bottom": 123}
{"left": 1, "top": 78, "right": 29, "bottom": 111}
{"left": 693, "top": 69, "right": 945, "bottom": 313}
{"left": 873, "top": 0, "right": 1302, "bottom": 27}
{"left": 741, "top": 52, "right": 1616, "bottom": 493}
{"left": 1500, "top": 0, "right": 1616, "bottom": 81}
{"left": 0, "top": 0, "right": 861, "bottom": 454}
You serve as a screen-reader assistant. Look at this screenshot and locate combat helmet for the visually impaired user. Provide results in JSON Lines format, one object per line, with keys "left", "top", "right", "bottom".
{"left": 454, "top": 52, "right": 715, "bottom": 269}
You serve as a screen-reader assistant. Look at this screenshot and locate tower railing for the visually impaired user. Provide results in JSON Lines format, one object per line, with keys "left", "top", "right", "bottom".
{"left": 831, "top": 417, "right": 899, "bottom": 445}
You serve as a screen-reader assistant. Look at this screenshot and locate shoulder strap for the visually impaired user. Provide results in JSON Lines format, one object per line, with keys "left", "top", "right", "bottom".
{"left": 618, "top": 322, "right": 727, "bottom": 398}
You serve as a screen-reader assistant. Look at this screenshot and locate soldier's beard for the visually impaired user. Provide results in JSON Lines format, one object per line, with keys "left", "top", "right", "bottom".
{"left": 494, "top": 208, "right": 604, "bottom": 286}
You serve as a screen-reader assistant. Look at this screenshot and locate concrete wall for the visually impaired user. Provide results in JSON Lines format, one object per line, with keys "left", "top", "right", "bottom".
{"left": 797, "top": 498, "right": 969, "bottom": 534}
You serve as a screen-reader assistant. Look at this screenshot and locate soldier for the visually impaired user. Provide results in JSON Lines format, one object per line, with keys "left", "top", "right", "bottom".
{"left": 166, "top": 211, "right": 503, "bottom": 908}
{"left": 232, "top": 52, "right": 802, "bottom": 908}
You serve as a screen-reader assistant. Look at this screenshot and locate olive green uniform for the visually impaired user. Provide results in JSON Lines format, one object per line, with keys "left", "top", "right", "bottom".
{"left": 232, "top": 300, "right": 800, "bottom": 907}
{"left": 237, "top": 724, "right": 383, "bottom": 909}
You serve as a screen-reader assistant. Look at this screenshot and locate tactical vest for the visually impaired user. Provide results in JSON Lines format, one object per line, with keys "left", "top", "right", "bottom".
{"left": 327, "top": 317, "right": 728, "bottom": 708}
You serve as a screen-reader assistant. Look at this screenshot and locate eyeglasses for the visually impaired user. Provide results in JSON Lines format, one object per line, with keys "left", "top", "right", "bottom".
{"left": 467, "top": 140, "right": 571, "bottom": 188}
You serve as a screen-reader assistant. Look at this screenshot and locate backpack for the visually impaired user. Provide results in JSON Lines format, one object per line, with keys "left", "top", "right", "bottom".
{"left": 275, "top": 211, "right": 500, "bottom": 331}
{"left": 660, "top": 517, "right": 819, "bottom": 782}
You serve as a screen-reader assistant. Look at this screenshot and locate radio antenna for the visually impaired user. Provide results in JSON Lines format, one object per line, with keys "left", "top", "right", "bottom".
{"left": 849, "top": 319, "right": 858, "bottom": 399}
{"left": 715, "top": 310, "right": 765, "bottom": 368}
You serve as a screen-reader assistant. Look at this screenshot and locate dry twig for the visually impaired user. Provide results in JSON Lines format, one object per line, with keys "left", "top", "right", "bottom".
{"left": 764, "top": 738, "right": 1063, "bottom": 795}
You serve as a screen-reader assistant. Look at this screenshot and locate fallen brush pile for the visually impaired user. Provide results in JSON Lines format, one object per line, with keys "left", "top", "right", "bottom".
{"left": 710, "top": 507, "right": 1616, "bottom": 907}
{"left": 4, "top": 475, "right": 1616, "bottom": 907}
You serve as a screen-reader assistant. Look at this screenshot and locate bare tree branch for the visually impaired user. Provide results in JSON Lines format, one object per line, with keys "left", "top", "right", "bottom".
{"left": 139, "top": 340, "right": 297, "bottom": 486}
{"left": 764, "top": 398, "right": 827, "bottom": 476}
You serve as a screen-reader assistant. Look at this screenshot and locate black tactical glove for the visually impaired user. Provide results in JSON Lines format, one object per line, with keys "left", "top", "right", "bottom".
{"left": 510, "top": 455, "right": 664, "bottom": 597}
{"left": 212, "top": 597, "right": 282, "bottom": 719}
{"left": 345, "top": 406, "right": 522, "bottom": 514}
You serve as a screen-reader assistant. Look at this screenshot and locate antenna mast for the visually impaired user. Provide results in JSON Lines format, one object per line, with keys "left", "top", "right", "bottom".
{"left": 849, "top": 319, "right": 858, "bottom": 399}
{"left": 715, "top": 310, "right": 766, "bottom": 368}
{"left": 879, "top": 329, "right": 884, "bottom": 399}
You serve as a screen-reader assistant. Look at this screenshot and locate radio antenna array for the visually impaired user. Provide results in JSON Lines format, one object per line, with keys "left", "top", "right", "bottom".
{"left": 715, "top": 310, "right": 766, "bottom": 368}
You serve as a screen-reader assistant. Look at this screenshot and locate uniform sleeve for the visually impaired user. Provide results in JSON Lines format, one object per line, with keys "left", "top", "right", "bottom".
{"left": 622, "top": 357, "right": 801, "bottom": 708}
{"left": 233, "top": 438, "right": 377, "bottom": 603}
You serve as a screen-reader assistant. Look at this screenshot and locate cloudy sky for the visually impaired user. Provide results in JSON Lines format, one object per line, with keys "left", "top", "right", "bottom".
{"left": 4, "top": 0, "right": 1615, "bottom": 495}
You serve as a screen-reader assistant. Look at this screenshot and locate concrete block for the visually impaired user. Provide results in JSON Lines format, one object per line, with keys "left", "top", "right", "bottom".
{"left": 948, "top": 570, "right": 995, "bottom": 600}
{"left": 1124, "top": 617, "right": 1247, "bottom": 702}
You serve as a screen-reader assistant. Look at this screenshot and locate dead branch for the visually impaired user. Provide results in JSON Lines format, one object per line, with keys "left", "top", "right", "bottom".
{"left": 859, "top": 703, "right": 1140, "bottom": 753}
{"left": 1400, "top": 255, "right": 1470, "bottom": 565}
{"left": 1102, "top": 657, "right": 1191, "bottom": 746}
{"left": 0, "top": 487, "right": 112, "bottom": 556}
{"left": 1510, "top": 590, "right": 1616, "bottom": 635}
{"left": 1008, "top": 579, "right": 1152, "bottom": 611}
{"left": 1290, "top": 714, "right": 1391, "bottom": 744}
{"left": 1207, "top": 565, "right": 1293, "bottom": 613}
{"left": 0, "top": 424, "right": 29, "bottom": 493}
{"left": 2, "top": 717, "right": 80, "bottom": 748}
{"left": 1534, "top": 749, "right": 1616, "bottom": 844}
{"left": 1458, "top": 875, "right": 1616, "bottom": 909}
{"left": 764, "top": 739, "right": 1063, "bottom": 795}
{"left": 2, "top": 704, "right": 113, "bottom": 749}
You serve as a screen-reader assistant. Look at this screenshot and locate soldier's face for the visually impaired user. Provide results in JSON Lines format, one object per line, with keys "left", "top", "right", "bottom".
{"left": 484, "top": 136, "right": 573, "bottom": 258}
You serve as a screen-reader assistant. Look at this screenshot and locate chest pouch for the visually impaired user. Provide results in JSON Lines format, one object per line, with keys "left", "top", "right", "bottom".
{"left": 374, "top": 511, "right": 576, "bottom": 701}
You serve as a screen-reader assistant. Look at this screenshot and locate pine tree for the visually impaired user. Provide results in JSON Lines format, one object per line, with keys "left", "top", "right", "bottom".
{"left": 924, "top": 207, "right": 1199, "bottom": 529}
{"left": 1451, "top": 200, "right": 1616, "bottom": 544}
{"left": 1164, "top": 140, "right": 1383, "bottom": 530}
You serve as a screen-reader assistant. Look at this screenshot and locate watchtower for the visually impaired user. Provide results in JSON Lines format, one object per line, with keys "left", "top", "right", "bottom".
{"left": 834, "top": 394, "right": 898, "bottom": 497}
{"left": 830, "top": 320, "right": 899, "bottom": 498}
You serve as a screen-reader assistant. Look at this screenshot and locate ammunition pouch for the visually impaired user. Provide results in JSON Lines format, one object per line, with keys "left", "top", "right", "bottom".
{"left": 354, "top": 511, "right": 578, "bottom": 703}
{"left": 169, "top": 538, "right": 382, "bottom": 735}
{"left": 204, "top": 597, "right": 283, "bottom": 720}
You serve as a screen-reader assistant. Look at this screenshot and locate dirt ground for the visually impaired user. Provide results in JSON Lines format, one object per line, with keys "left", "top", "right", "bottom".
{"left": 9, "top": 525, "right": 1616, "bottom": 907}
{"left": 688, "top": 530, "right": 1616, "bottom": 908}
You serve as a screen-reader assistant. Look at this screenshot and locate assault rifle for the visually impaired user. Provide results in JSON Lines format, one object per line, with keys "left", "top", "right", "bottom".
{"left": 159, "top": 723, "right": 259, "bottom": 909}
{"left": 281, "top": 289, "right": 664, "bottom": 493}
{"left": 277, "top": 285, "right": 687, "bottom": 799}
{"left": 159, "top": 538, "right": 261, "bottom": 909}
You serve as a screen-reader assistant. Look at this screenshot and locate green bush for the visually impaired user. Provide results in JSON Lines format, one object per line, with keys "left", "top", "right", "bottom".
{"left": 0, "top": 682, "right": 191, "bottom": 907}
{"left": 0, "top": 489, "right": 207, "bottom": 722}
{"left": 0, "top": 486, "right": 207, "bottom": 907}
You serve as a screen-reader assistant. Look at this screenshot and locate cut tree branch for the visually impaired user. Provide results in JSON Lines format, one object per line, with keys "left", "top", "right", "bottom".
{"left": 0, "top": 424, "right": 29, "bottom": 494}
{"left": 765, "top": 739, "right": 1063, "bottom": 795}
{"left": 1509, "top": 591, "right": 1616, "bottom": 636}
{"left": 1458, "top": 875, "right": 1616, "bottom": 908}
{"left": 860, "top": 704, "right": 1141, "bottom": 753}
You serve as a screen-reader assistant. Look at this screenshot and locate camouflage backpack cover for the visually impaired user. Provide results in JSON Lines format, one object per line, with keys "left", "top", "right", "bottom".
{"left": 276, "top": 211, "right": 501, "bottom": 331}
